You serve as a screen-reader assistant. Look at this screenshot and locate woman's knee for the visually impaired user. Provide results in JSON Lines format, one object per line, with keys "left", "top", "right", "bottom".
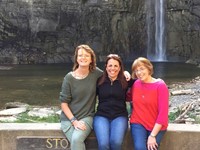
{"left": 71, "top": 129, "right": 91, "bottom": 144}
{"left": 71, "top": 134, "right": 84, "bottom": 144}
{"left": 110, "top": 140, "right": 123, "bottom": 150}
{"left": 98, "top": 143, "right": 109, "bottom": 150}
{"left": 134, "top": 144, "right": 147, "bottom": 150}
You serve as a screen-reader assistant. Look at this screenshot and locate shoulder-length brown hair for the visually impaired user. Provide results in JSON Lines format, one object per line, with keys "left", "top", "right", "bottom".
{"left": 98, "top": 54, "right": 128, "bottom": 89}
{"left": 72, "top": 44, "right": 96, "bottom": 72}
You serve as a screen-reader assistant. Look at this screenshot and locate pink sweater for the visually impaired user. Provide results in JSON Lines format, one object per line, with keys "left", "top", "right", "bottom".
{"left": 129, "top": 79, "right": 169, "bottom": 130}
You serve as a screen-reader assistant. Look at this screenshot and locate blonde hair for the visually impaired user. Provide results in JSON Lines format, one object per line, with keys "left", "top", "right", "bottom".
{"left": 73, "top": 44, "right": 96, "bottom": 72}
{"left": 131, "top": 57, "right": 153, "bottom": 78}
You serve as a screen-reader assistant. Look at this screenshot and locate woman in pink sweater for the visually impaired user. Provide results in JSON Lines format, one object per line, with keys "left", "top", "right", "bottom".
{"left": 127, "top": 57, "right": 169, "bottom": 150}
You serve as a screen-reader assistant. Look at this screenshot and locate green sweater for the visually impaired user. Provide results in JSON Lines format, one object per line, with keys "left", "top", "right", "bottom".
{"left": 59, "top": 68, "right": 102, "bottom": 121}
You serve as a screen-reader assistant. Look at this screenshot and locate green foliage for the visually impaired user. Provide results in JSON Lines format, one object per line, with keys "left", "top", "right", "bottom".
{"left": 0, "top": 112, "right": 60, "bottom": 123}
{"left": 188, "top": 112, "right": 200, "bottom": 124}
{"left": 168, "top": 110, "right": 181, "bottom": 122}
{"left": 16, "top": 113, "right": 60, "bottom": 123}
{"left": 126, "top": 102, "right": 132, "bottom": 116}
{"left": 168, "top": 106, "right": 183, "bottom": 122}
{"left": 195, "top": 116, "right": 200, "bottom": 124}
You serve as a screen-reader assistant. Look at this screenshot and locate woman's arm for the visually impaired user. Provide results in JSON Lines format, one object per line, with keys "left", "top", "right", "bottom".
{"left": 147, "top": 123, "right": 162, "bottom": 150}
{"left": 61, "top": 103, "right": 74, "bottom": 121}
{"left": 61, "top": 102, "right": 86, "bottom": 131}
{"left": 147, "top": 81, "right": 169, "bottom": 150}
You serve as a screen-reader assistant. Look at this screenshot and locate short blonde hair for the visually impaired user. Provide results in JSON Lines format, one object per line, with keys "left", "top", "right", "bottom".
{"left": 131, "top": 57, "right": 153, "bottom": 78}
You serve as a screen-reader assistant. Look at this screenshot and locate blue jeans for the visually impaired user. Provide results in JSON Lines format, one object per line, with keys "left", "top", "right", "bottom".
{"left": 93, "top": 116, "right": 128, "bottom": 150}
{"left": 130, "top": 123, "right": 166, "bottom": 150}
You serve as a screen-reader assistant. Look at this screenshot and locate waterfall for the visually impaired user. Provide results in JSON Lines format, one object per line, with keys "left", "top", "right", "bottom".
{"left": 147, "top": 0, "right": 166, "bottom": 61}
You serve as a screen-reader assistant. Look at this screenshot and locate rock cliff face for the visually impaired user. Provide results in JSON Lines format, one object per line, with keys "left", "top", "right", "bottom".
{"left": 0, "top": 0, "right": 199, "bottom": 64}
{"left": 167, "top": 0, "right": 200, "bottom": 64}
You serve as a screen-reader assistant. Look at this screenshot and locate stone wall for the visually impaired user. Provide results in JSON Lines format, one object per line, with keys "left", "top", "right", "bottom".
{"left": 0, "top": 0, "right": 145, "bottom": 64}
{"left": 1, "top": 123, "right": 200, "bottom": 150}
{"left": 167, "top": 0, "right": 200, "bottom": 63}
{"left": 0, "top": 0, "right": 200, "bottom": 64}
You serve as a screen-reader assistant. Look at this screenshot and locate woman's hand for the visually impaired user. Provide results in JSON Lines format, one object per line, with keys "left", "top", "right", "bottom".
{"left": 72, "top": 120, "right": 87, "bottom": 131}
{"left": 147, "top": 136, "right": 158, "bottom": 150}
{"left": 124, "top": 71, "right": 131, "bottom": 81}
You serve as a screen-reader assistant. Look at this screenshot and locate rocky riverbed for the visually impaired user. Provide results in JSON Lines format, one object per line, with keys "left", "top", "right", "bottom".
{"left": 0, "top": 76, "right": 200, "bottom": 123}
{"left": 169, "top": 77, "right": 200, "bottom": 106}
{"left": 0, "top": 103, "right": 60, "bottom": 122}
{"left": 169, "top": 76, "right": 200, "bottom": 124}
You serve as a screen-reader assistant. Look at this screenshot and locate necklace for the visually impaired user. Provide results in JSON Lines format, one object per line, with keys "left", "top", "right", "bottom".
{"left": 141, "top": 83, "right": 145, "bottom": 99}
{"left": 72, "top": 71, "right": 89, "bottom": 79}
{"left": 141, "top": 78, "right": 155, "bottom": 99}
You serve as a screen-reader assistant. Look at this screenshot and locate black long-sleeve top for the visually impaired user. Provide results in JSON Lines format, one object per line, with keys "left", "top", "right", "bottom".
{"left": 95, "top": 77, "right": 134, "bottom": 119}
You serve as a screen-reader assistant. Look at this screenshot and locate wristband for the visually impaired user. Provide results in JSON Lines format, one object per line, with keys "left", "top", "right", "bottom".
{"left": 70, "top": 116, "right": 77, "bottom": 123}
{"left": 150, "top": 134, "right": 156, "bottom": 138}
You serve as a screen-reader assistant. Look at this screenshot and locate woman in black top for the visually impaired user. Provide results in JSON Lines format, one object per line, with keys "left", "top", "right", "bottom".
{"left": 93, "top": 54, "right": 133, "bottom": 150}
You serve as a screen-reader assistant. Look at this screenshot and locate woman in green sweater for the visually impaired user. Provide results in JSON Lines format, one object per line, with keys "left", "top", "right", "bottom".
{"left": 59, "top": 44, "right": 102, "bottom": 150}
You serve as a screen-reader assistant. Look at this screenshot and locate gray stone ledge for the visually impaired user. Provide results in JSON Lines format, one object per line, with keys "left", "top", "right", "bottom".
{"left": 1, "top": 123, "right": 200, "bottom": 131}
{"left": 0, "top": 123, "right": 61, "bottom": 130}
{"left": 1, "top": 123, "right": 200, "bottom": 150}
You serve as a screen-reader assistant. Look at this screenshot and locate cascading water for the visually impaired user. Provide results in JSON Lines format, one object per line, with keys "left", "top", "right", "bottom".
{"left": 147, "top": 0, "right": 167, "bottom": 61}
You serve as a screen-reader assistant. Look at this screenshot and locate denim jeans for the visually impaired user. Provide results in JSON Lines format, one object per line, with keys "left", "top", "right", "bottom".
{"left": 93, "top": 115, "right": 128, "bottom": 150}
{"left": 130, "top": 123, "right": 166, "bottom": 150}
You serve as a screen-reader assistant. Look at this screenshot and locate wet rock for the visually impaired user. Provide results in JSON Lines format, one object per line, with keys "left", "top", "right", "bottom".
{"left": 171, "top": 89, "right": 194, "bottom": 96}
{"left": 28, "top": 107, "right": 57, "bottom": 118}
{"left": 0, "top": 116, "right": 17, "bottom": 122}
{"left": 0, "top": 107, "right": 27, "bottom": 116}
{"left": 185, "top": 118, "right": 195, "bottom": 124}
{"left": 0, "top": 102, "right": 60, "bottom": 122}
{"left": 0, "top": 66, "right": 13, "bottom": 70}
{"left": 4, "top": 102, "right": 29, "bottom": 109}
